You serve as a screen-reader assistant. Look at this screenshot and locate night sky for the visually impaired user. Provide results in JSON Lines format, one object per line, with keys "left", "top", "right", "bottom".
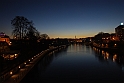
{"left": 0, "top": 0, "right": 124, "bottom": 38}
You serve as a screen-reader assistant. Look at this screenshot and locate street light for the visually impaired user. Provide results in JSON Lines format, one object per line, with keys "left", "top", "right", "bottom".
{"left": 121, "top": 23, "right": 123, "bottom": 25}
{"left": 10, "top": 72, "right": 12, "bottom": 75}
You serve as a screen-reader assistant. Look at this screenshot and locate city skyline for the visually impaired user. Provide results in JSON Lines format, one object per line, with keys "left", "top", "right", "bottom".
{"left": 0, "top": 0, "right": 124, "bottom": 38}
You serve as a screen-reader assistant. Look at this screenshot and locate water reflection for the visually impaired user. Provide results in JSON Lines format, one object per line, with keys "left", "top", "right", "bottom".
{"left": 21, "top": 44, "right": 124, "bottom": 83}
{"left": 21, "top": 49, "right": 68, "bottom": 83}
{"left": 92, "top": 46, "right": 124, "bottom": 71}
{"left": 67, "top": 44, "right": 92, "bottom": 55}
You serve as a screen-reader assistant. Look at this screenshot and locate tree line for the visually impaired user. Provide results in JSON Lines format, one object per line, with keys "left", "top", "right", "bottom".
{"left": 11, "top": 16, "right": 49, "bottom": 40}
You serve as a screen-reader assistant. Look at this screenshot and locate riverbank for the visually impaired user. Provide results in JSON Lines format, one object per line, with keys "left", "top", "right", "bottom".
{"left": 0, "top": 45, "right": 67, "bottom": 83}
{"left": 91, "top": 43, "right": 124, "bottom": 53}
{"left": 19, "top": 44, "right": 124, "bottom": 83}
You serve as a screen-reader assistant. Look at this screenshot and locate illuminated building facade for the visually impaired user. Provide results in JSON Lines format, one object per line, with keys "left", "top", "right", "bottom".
{"left": 0, "top": 32, "right": 11, "bottom": 45}
{"left": 115, "top": 24, "right": 124, "bottom": 41}
{"left": 110, "top": 33, "right": 119, "bottom": 41}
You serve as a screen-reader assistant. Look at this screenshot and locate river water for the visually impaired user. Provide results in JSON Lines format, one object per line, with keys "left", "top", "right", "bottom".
{"left": 21, "top": 44, "right": 124, "bottom": 83}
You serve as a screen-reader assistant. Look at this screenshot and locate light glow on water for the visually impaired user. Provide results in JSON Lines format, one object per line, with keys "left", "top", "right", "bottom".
{"left": 21, "top": 44, "right": 124, "bottom": 83}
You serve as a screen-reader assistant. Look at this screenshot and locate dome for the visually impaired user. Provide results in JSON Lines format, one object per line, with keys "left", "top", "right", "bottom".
{"left": 0, "top": 32, "right": 9, "bottom": 38}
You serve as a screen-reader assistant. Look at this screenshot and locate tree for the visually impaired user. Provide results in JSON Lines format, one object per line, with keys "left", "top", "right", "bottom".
{"left": 11, "top": 16, "right": 32, "bottom": 39}
{"left": 26, "top": 25, "right": 40, "bottom": 40}
{"left": 94, "top": 32, "right": 110, "bottom": 43}
{"left": 40, "top": 34, "right": 50, "bottom": 40}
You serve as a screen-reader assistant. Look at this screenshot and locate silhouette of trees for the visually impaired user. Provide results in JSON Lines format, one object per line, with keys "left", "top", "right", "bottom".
{"left": 26, "top": 25, "right": 40, "bottom": 40}
{"left": 11, "top": 16, "right": 30, "bottom": 39}
{"left": 37, "top": 34, "right": 50, "bottom": 48}
{"left": 94, "top": 32, "right": 110, "bottom": 39}
{"left": 94, "top": 32, "right": 110, "bottom": 43}
{"left": 11, "top": 16, "right": 39, "bottom": 40}
{"left": 40, "top": 34, "right": 50, "bottom": 40}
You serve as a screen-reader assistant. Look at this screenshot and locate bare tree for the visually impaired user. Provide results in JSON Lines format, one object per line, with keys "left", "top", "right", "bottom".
{"left": 40, "top": 34, "right": 50, "bottom": 40}
{"left": 11, "top": 16, "right": 32, "bottom": 39}
{"left": 26, "top": 25, "right": 40, "bottom": 40}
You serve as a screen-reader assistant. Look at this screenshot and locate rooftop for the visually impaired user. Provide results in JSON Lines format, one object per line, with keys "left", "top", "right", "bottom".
{"left": 115, "top": 25, "right": 124, "bottom": 29}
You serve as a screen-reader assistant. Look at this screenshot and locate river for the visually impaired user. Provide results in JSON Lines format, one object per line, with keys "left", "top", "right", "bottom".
{"left": 20, "top": 44, "right": 124, "bottom": 83}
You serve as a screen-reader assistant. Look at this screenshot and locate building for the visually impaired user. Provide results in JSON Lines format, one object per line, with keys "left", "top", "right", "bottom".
{"left": 94, "top": 32, "right": 110, "bottom": 43}
{"left": 115, "top": 24, "right": 124, "bottom": 41}
{"left": 0, "top": 41, "right": 10, "bottom": 52}
{"left": 110, "top": 33, "right": 119, "bottom": 41}
{"left": 0, "top": 32, "right": 11, "bottom": 45}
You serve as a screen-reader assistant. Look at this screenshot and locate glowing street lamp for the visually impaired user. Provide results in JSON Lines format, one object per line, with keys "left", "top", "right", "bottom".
{"left": 114, "top": 44, "right": 117, "bottom": 47}
{"left": 121, "top": 23, "right": 123, "bottom": 25}
{"left": 112, "top": 37, "right": 115, "bottom": 40}
{"left": 10, "top": 72, "right": 13, "bottom": 75}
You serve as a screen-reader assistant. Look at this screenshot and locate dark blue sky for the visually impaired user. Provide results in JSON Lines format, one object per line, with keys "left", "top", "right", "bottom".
{"left": 0, "top": 0, "right": 124, "bottom": 38}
